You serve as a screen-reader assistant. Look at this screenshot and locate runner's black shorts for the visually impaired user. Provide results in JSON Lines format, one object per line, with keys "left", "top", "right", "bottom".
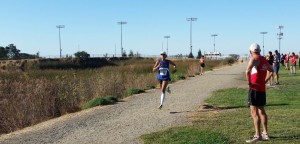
{"left": 248, "top": 89, "right": 266, "bottom": 106}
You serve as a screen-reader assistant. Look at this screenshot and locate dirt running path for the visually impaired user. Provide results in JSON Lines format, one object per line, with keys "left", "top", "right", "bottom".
{"left": 0, "top": 62, "right": 247, "bottom": 144}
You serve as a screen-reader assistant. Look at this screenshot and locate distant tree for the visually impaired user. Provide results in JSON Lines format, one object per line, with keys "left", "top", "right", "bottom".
{"left": 135, "top": 51, "right": 141, "bottom": 57}
{"left": 74, "top": 51, "right": 90, "bottom": 59}
{"left": 188, "top": 52, "right": 194, "bottom": 58}
{"left": 128, "top": 50, "right": 134, "bottom": 57}
{"left": 122, "top": 50, "right": 127, "bottom": 57}
{"left": 196, "top": 49, "right": 202, "bottom": 59}
{"left": 229, "top": 54, "right": 240, "bottom": 60}
{"left": 19, "top": 53, "right": 36, "bottom": 59}
{"left": 103, "top": 53, "right": 108, "bottom": 58}
{"left": 0, "top": 46, "right": 8, "bottom": 59}
{"left": 6, "top": 44, "right": 20, "bottom": 59}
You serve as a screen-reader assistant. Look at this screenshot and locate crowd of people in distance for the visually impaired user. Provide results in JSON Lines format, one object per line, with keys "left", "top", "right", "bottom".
{"left": 266, "top": 51, "right": 299, "bottom": 86}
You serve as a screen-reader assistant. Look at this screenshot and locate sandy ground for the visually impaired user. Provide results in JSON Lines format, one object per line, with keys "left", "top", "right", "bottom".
{"left": 0, "top": 62, "right": 247, "bottom": 144}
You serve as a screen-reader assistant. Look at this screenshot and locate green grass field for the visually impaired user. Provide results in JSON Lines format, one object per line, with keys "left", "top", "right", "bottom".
{"left": 141, "top": 67, "right": 300, "bottom": 144}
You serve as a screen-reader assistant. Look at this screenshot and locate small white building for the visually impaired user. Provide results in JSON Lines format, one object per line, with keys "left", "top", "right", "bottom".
{"left": 204, "top": 51, "right": 222, "bottom": 59}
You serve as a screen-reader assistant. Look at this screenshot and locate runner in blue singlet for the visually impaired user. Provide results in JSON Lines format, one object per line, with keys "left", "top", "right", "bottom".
{"left": 153, "top": 51, "right": 176, "bottom": 109}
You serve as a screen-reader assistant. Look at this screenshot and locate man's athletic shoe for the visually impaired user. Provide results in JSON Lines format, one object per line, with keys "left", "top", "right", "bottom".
{"left": 261, "top": 133, "right": 270, "bottom": 140}
{"left": 167, "top": 86, "right": 171, "bottom": 94}
{"left": 246, "top": 136, "right": 262, "bottom": 143}
{"left": 158, "top": 105, "right": 163, "bottom": 109}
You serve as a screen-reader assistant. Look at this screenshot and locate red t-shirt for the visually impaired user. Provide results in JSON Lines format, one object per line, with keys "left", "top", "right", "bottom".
{"left": 250, "top": 55, "right": 268, "bottom": 92}
{"left": 291, "top": 55, "right": 296, "bottom": 64}
{"left": 285, "top": 54, "right": 289, "bottom": 62}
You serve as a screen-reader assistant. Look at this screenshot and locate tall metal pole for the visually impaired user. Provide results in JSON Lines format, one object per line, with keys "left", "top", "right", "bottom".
{"left": 56, "top": 25, "right": 65, "bottom": 58}
{"left": 260, "top": 32, "right": 267, "bottom": 56}
{"left": 211, "top": 34, "right": 218, "bottom": 52}
{"left": 186, "top": 18, "right": 197, "bottom": 54}
{"left": 277, "top": 25, "right": 284, "bottom": 54}
{"left": 164, "top": 36, "right": 170, "bottom": 55}
{"left": 118, "top": 21, "right": 127, "bottom": 56}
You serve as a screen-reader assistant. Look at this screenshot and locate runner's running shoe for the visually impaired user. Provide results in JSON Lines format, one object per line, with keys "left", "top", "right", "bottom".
{"left": 167, "top": 86, "right": 171, "bottom": 94}
{"left": 158, "top": 105, "right": 163, "bottom": 109}
{"left": 261, "top": 133, "right": 270, "bottom": 140}
{"left": 246, "top": 136, "right": 262, "bottom": 143}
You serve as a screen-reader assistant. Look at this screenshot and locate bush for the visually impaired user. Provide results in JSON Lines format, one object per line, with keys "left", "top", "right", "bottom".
{"left": 82, "top": 96, "right": 118, "bottom": 110}
{"left": 173, "top": 73, "right": 186, "bottom": 81}
{"left": 225, "top": 57, "right": 235, "bottom": 65}
{"left": 124, "top": 88, "right": 145, "bottom": 97}
{"left": 145, "top": 85, "right": 156, "bottom": 90}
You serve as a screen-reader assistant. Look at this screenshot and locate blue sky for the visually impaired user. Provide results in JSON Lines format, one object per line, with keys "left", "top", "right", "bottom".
{"left": 0, "top": 0, "right": 299, "bottom": 57}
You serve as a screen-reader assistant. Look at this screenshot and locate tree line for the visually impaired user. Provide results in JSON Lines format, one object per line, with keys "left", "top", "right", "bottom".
{"left": 0, "top": 44, "right": 37, "bottom": 60}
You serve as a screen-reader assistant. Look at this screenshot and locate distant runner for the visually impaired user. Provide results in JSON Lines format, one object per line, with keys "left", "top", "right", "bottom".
{"left": 199, "top": 56, "right": 205, "bottom": 75}
{"left": 246, "top": 43, "right": 274, "bottom": 143}
{"left": 153, "top": 51, "right": 176, "bottom": 109}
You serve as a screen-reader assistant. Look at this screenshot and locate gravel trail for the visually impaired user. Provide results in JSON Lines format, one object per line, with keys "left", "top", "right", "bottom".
{"left": 0, "top": 62, "right": 247, "bottom": 144}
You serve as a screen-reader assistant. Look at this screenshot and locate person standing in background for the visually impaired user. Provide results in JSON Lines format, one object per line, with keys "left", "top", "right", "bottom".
{"left": 285, "top": 52, "right": 290, "bottom": 70}
{"left": 266, "top": 51, "right": 274, "bottom": 85}
{"left": 290, "top": 52, "right": 296, "bottom": 74}
{"left": 273, "top": 50, "right": 281, "bottom": 85}
{"left": 298, "top": 52, "right": 300, "bottom": 70}
{"left": 280, "top": 53, "right": 285, "bottom": 66}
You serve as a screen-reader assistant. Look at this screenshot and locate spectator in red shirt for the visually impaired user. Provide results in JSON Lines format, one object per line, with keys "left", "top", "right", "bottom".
{"left": 285, "top": 53, "right": 290, "bottom": 70}
{"left": 290, "top": 52, "right": 296, "bottom": 74}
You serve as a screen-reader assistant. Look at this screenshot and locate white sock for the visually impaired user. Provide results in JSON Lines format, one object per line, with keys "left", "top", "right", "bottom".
{"left": 160, "top": 93, "right": 166, "bottom": 105}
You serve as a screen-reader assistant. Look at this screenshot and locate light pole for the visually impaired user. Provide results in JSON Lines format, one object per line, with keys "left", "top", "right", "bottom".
{"left": 186, "top": 17, "right": 197, "bottom": 55}
{"left": 260, "top": 32, "right": 267, "bottom": 56}
{"left": 277, "top": 25, "right": 284, "bottom": 54}
{"left": 56, "top": 25, "right": 65, "bottom": 58}
{"left": 117, "top": 21, "right": 127, "bottom": 56}
{"left": 164, "top": 36, "right": 170, "bottom": 55}
{"left": 211, "top": 34, "right": 218, "bottom": 52}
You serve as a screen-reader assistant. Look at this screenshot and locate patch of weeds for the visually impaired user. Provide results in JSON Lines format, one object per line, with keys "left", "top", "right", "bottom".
{"left": 124, "top": 88, "right": 145, "bottom": 97}
{"left": 82, "top": 95, "right": 118, "bottom": 109}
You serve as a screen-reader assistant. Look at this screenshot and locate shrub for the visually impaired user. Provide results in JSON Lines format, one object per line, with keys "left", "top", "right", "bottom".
{"left": 225, "top": 57, "right": 235, "bottom": 65}
{"left": 145, "top": 85, "right": 156, "bottom": 90}
{"left": 124, "top": 88, "right": 145, "bottom": 97}
{"left": 82, "top": 96, "right": 118, "bottom": 110}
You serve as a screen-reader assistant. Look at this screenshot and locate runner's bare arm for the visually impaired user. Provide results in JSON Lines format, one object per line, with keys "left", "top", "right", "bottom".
{"left": 265, "top": 63, "right": 274, "bottom": 83}
{"left": 169, "top": 60, "right": 176, "bottom": 68}
{"left": 153, "top": 60, "right": 160, "bottom": 71}
{"left": 246, "top": 58, "right": 259, "bottom": 86}
{"left": 169, "top": 60, "right": 177, "bottom": 73}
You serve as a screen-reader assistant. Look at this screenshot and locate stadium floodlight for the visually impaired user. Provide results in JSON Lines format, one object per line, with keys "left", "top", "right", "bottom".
{"left": 117, "top": 21, "right": 127, "bottom": 56}
{"left": 260, "top": 32, "right": 268, "bottom": 56}
{"left": 56, "top": 25, "right": 65, "bottom": 58}
{"left": 164, "top": 36, "right": 170, "bottom": 55}
{"left": 277, "top": 25, "right": 284, "bottom": 54}
{"left": 211, "top": 34, "right": 218, "bottom": 52}
{"left": 186, "top": 17, "right": 197, "bottom": 55}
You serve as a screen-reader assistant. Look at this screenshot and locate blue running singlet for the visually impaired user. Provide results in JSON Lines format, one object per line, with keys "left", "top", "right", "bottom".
{"left": 157, "top": 59, "right": 171, "bottom": 81}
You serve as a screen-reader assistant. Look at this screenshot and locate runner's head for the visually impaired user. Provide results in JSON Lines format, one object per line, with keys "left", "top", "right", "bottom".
{"left": 249, "top": 43, "right": 261, "bottom": 56}
{"left": 160, "top": 51, "right": 167, "bottom": 59}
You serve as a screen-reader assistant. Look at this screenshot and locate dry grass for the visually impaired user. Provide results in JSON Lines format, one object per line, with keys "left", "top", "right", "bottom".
{"left": 0, "top": 58, "right": 235, "bottom": 134}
